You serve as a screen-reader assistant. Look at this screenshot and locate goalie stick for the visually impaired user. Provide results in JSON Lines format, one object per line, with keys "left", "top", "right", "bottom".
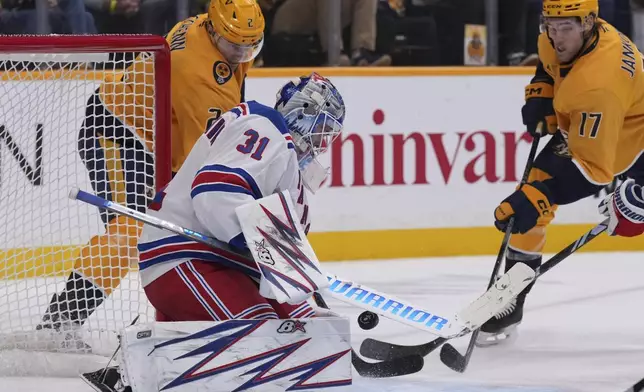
{"left": 71, "top": 188, "right": 529, "bottom": 341}
{"left": 69, "top": 188, "right": 423, "bottom": 378}
{"left": 359, "top": 218, "right": 608, "bottom": 363}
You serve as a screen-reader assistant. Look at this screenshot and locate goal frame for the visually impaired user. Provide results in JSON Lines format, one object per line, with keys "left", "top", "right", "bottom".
{"left": 0, "top": 34, "right": 172, "bottom": 190}
{"left": 0, "top": 35, "right": 172, "bottom": 375}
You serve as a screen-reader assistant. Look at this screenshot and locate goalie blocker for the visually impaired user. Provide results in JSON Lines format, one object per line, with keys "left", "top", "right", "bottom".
{"left": 82, "top": 318, "right": 352, "bottom": 392}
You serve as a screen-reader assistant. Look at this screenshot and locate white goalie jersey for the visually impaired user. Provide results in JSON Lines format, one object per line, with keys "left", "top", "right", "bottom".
{"left": 137, "top": 101, "right": 311, "bottom": 286}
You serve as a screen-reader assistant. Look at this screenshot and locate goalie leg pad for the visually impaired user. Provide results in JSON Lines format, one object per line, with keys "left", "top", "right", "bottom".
{"left": 269, "top": 299, "right": 317, "bottom": 320}
{"left": 118, "top": 319, "right": 352, "bottom": 392}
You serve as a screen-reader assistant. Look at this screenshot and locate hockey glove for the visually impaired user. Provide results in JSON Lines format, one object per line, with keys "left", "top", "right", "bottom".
{"left": 522, "top": 82, "right": 557, "bottom": 137}
{"left": 495, "top": 181, "right": 554, "bottom": 234}
{"left": 598, "top": 178, "right": 644, "bottom": 237}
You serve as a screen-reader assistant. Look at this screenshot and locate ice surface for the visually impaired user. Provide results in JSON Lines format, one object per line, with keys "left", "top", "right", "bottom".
{"left": 1, "top": 251, "right": 643, "bottom": 392}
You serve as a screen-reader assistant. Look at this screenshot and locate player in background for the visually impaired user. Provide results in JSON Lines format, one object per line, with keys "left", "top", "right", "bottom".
{"left": 38, "top": 0, "right": 265, "bottom": 338}
{"left": 138, "top": 73, "right": 345, "bottom": 323}
{"left": 477, "top": 0, "right": 644, "bottom": 346}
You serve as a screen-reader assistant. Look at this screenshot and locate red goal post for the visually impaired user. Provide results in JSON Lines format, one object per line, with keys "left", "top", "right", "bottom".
{"left": 0, "top": 34, "right": 171, "bottom": 376}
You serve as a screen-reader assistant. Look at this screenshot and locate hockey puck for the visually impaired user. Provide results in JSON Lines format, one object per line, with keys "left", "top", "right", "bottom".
{"left": 357, "top": 311, "right": 379, "bottom": 330}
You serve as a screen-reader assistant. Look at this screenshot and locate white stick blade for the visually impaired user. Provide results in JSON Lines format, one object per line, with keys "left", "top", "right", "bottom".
{"left": 457, "top": 262, "right": 536, "bottom": 330}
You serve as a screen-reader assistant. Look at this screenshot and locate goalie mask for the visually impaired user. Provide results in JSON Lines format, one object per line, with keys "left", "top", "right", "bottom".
{"left": 275, "top": 73, "right": 346, "bottom": 193}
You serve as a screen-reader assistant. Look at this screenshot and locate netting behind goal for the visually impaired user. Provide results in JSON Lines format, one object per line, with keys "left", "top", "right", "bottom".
{"left": 0, "top": 35, "right": 171, "bottom": 375}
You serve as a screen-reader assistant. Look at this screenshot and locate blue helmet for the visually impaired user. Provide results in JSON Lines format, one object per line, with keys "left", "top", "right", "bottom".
{"left": 275, "top": 73, "right": 346, "bottom": 192}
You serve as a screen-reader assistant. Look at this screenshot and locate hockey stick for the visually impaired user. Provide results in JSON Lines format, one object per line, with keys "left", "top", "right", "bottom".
{"left": 439, "top": 224, "right": 517, "bottom": 372}
{"left": 311, "top": 292, "right": 424, "bottom": 378}
{"left": 624, "top": 376, "right": 644, "bottom": 392}
{"left": 70, "top": 188, "right": 423, "bottom": 378}
{"left": 361, "top": 129, "right": 542, "bottom": 367}
{"left": 360, "top": 219, "right": 608, "bottom": 362}
{"left": 439, "top": 129, "right": 543, "bottom": 373}
{"left": 71, "top": 188, "right": 526, "bottom": 341}
{"left": 439, "top": 218, "right": 606, "bottom": 372}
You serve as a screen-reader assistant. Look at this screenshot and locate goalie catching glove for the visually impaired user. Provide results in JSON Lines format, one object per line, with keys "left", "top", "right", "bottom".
{"left": 598, "top": 178, "right": 644, "bottom": 237}
{"left": 495, "top": 181, "right": 554, "bottom": 234}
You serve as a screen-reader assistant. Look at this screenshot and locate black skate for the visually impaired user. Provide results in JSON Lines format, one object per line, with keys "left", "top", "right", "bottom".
{"left": 36, "top": 293, "right": 93, "bottom": 353}
{"left": 476, "top": 290, "right": 526, "bottom": 347}
{"left": 81, "top": 366, "right": 131, "bottom": 392}
{"left": 475, "top": 250, "right": 541, "bottom": 347}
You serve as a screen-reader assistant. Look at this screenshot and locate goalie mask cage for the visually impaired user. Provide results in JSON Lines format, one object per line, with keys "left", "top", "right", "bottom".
{"left": 0, "top": 35, "right": 171, "bottom": 376}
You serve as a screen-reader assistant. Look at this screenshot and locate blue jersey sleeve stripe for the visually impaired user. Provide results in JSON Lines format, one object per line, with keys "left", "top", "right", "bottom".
{"left": 230, "top": 107, "right": 242, "bottom": 117}
{"left": 137, "top": 235, "right": 188, "bottom": 252}
{"left": 228, "top": 232, "right": 247, "bottom": 249}
{"left": 190, "top": 183, "right": 257, "bottom": 199}
{"left": 192, "top": 170, "right": 254, "bottom": 194}
{"left": 197, "top": 164, "right": 262, "bottom": 199}
{"left": 247, "top": 100, "right": 290, "bottom": 136}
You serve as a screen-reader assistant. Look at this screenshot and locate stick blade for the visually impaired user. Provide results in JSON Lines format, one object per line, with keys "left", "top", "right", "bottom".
{"left": 457, "top": 262, "right": 536, "bottom": 330}
{"left": 359, "top": 338, "right": 404, "bottom": 361}
{"left": 359, "top": 337, "right": 445, "bottom": 361}
{"left": 439, "top": 343, "right": 467, "bottom": 373}
{"left": 625, "top": 376, "right": 644, "bottom": 392}
{"left": 351, "top": 351, "right": 424, "bottom": 378}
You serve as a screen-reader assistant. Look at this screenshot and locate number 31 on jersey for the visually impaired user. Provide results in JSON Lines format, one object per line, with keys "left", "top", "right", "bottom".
{"left": 237, "top": 129, "right": 270, "bottom": 161}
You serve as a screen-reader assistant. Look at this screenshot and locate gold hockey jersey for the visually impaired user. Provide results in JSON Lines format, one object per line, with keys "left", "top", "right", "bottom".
{"left": 537, "top": 19, "right": 644, "bottom": 184}
{"left": 99, "top": 14, "right": 253, "bottom": 173}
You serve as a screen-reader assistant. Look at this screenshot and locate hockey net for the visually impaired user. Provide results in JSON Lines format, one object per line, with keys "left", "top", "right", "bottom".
{"left": 0, "top": 35, "right": 171, "bottom": 376}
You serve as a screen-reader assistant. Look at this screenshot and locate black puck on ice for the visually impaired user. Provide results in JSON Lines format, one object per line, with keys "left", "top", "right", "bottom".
{"left": 357, "top": 311, "right": 379, "bottom": 330}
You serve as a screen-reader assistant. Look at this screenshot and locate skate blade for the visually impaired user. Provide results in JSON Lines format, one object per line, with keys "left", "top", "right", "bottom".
{"left": 81, "top": 371, "right": 111, "bottom": 392}
{"left": 475, "top": 325, "right": 518, "bottom": 347}
{"left": 80, "top": 368, "right": 123, "bottom": 392}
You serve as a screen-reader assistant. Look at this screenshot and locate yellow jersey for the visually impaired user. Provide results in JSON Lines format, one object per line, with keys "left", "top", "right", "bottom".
{"left": 537, "top": 19, "right": 644, "bottom": 185}
{"left": 99, "top": 14, "right": 253, "bottom": 173}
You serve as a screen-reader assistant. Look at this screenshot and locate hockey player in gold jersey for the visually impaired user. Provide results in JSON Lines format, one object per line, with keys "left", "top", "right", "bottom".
{"left": 478, "top": 0, "right": 644, "bottom": 346}
{"left": 38, "top": 0, "right": 265, "bottom": 339}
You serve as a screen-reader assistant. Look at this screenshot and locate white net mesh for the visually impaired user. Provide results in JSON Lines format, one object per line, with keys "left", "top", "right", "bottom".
{"left": 0, "top": 41, "right": 167, "bottom": 374}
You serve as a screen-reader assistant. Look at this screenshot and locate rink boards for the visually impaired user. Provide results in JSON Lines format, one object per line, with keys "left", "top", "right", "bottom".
{"left": 0, "top": 67, "right": 641, "bottom": 279}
